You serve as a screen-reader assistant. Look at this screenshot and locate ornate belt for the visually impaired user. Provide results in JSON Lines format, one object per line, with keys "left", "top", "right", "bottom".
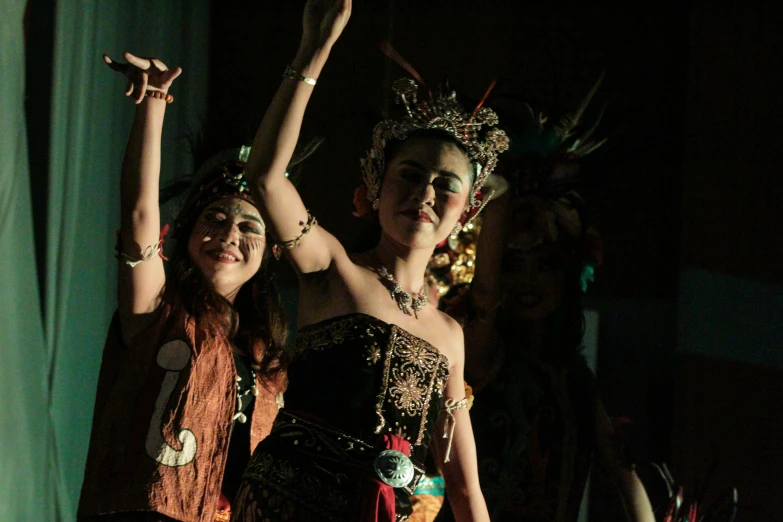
{"left": 275, "top": 410, "right": 425, "bottom": 494}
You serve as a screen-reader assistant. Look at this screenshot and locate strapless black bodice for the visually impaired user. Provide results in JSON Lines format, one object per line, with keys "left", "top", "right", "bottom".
{"left": 284, "top": 313, "right": 450, "bottom": 462}
{"left": 234, "top": 314, "right": 452, "bottom": 521}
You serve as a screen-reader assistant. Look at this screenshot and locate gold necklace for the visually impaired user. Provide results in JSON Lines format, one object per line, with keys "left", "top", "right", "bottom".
{"left": 375, "top": 266, "right": 429, "bottom": 319}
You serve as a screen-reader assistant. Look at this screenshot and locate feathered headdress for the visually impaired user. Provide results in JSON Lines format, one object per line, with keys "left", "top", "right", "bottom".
{"left": 498, "top": 73, "right": 608, "bottom": 292}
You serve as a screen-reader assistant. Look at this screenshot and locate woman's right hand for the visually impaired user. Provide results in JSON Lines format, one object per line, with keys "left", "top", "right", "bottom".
{"left": 103, "top": 52, "right": 182, "bottom": 104}
{"left": 301, "top": 0, "right": 352, "bottom": 53}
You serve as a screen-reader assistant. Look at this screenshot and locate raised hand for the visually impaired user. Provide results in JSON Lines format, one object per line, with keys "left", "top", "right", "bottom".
{"left": 302, "top": 0, "right": 352, "bottom": 53}
{"left": 103, "top": 52, "right": 182, "bottom": 104}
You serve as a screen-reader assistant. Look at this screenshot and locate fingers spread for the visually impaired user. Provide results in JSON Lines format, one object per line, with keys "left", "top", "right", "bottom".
{"left": 125, "top": 79, "right": 134, "bottom": 96}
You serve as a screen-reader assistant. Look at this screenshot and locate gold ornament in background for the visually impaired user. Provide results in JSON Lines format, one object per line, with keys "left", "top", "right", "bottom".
{"left": 427, "top": 214, "right": 483, "bottom": 299}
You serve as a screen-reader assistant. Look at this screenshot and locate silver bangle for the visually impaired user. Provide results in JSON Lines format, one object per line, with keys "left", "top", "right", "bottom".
{"left": 283, "top": 65, "right": 316, "bottom": 86}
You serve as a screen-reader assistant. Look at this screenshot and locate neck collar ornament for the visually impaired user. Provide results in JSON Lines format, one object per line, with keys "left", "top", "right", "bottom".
{"left": 361, "top": 78, "right": 510, "bottom": 214}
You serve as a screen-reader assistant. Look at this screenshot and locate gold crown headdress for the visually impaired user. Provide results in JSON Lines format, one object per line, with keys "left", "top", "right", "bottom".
{"left": 360, "top": 76, "right": 510, "bottom": 216}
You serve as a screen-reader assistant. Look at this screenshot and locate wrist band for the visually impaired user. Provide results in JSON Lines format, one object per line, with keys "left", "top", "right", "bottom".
{"left": 145, "top": 90, "right": 174, "bottom": 103}
{"left": 282, "top": 65, "right": 317, "bottom": 86}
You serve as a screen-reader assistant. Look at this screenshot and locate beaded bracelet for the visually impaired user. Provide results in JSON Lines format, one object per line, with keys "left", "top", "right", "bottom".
{"left": 145, "top": 89, "right": 174, "bottom": 103}
{"left": 282, "top": 64, "right": 317, "bottom": 86}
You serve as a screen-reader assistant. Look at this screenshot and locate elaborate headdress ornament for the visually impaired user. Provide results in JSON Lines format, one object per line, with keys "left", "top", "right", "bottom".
{"left": 174, "top": 146, "right": 256, "bottom": 234}
{"left": 499, "top": 73, "right": 608, "bottom": 292}
{"left": 509, "top": 71, "right": 607, "bottom": 164}
{"left": 360, "top": 48, "right": 510, "bottom": 218}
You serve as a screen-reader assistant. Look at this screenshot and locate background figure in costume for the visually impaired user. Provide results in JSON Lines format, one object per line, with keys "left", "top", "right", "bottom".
{"left": 230, "top": 1, "right": 506, "bottom": 520}
{"left": 77, "top": 53, "right": 293, "bottom": 522}
{"left": 432, "top": 76, "right": 656, "bottom": 522}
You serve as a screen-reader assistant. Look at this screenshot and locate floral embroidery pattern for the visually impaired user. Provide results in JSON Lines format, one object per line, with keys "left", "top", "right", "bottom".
{"left": 389, "top": 368, "right": 427, "bottom": 415}
{"left": 375, "top": 326, "right": 449, "bottom": 446}
{"left": 295, "top": 314, "right": 449, "bottom": 446}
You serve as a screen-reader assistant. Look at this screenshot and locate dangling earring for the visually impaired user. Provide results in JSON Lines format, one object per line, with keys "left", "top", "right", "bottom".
{"left": 372, "top": 198, "right": 380, "bottom": 210}
{"left": 451, "top": 223, "right": 462, "bottom": 237}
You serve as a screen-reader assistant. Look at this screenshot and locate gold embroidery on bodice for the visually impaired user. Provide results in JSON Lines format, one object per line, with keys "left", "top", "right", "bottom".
{"left": 375, "top": 326, "right": 449, "bottom": 445}
{"left": 295, "top": 314, "right": 449, "bottom": 447}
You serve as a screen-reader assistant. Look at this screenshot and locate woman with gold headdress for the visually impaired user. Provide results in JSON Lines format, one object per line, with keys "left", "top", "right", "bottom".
{"left": 77, "top": 53, "right": 291, "bottom": 522}
{"left": 230, "top": 1, "right": 509, "bottom": 520}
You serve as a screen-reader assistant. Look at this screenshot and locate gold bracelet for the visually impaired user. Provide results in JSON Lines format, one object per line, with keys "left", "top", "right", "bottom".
{"left": 282, "top": 65, "right": 316, "bottom": 86}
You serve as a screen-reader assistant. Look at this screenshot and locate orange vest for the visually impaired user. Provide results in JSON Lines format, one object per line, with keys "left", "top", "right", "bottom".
{"left": 78, "top": 307, "right": 284, "bottom": 521}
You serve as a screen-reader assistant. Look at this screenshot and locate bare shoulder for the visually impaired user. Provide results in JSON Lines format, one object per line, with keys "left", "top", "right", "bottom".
{"left": 433, "top": 308, "right": 465, "bottom": 368}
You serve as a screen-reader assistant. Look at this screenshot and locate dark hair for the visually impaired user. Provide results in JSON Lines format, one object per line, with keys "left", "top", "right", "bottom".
{"left": 163, "top": 215, "right": 289, "bottom": 376}
{"left": 157, "top": 133, "right": 324, "bottom": 373}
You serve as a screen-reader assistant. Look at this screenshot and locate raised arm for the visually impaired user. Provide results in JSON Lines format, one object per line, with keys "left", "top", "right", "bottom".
{"left": 105, "top": 52, "right": 182, "bottom": 341}
{"left": 245, "top": 0, "right": 351, "bottom": 275}
{"left": 593, "top": 398, "right": 656, "bottom": 522}
{"left": 468, "top": 175, "right": 510, "bottom": 318}
{"left": 435, "top": 327, "right": 490, "bottom": 522}
{"left": 462, "top": 178, "right": 510, "bottom": 388}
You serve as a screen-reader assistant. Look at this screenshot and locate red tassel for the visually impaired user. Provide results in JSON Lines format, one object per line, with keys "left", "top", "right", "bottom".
{"left": 158, "top": 224, "right": 170, "bottom": 261}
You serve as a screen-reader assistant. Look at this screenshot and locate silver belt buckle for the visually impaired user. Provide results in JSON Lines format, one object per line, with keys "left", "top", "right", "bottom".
{"left": 374, "top": 449, "right": 414, "bottom": 488}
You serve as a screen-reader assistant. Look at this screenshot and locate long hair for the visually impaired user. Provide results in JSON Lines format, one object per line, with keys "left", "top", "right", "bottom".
{"left": 158, "top": 135, "right": 323, "bottom": 374}
{"left": 163, "top": 215, "right": 289, "bottom": 376}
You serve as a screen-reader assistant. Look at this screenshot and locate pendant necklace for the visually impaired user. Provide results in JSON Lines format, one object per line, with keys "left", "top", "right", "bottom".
{"left": 375, "top": 265, "right": 429, "bottom": 319}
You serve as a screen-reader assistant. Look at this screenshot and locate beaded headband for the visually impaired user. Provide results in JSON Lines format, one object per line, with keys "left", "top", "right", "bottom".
{"left": 174, "top": 146, "right": 257, "bottom": 234}
{"left": 360, "top": 78, "right": 510, "bottom": 215}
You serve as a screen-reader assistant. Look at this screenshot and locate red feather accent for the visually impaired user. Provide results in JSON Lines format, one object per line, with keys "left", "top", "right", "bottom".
{"left": 474, "top": 79, "right": 497, "bottom": 111}
{"left": 378, "top": 41, "right": 432, "bottom": 98}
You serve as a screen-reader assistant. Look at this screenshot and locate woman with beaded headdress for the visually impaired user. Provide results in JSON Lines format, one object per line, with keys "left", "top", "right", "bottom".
{"left": 77, "top": 52, "right": 295, "bottom": 522}
{"left": 230, "top": 1, "right": 507, "bottom": 521}
{"left": 432, "top": 77, "right": 656, "bottom": 522}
